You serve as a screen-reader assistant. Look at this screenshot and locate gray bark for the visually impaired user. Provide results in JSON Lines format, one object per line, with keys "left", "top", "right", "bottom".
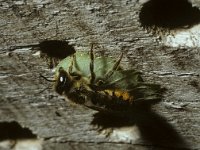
{"left": 1, "top": 0, "right": 200, "bottom": 149}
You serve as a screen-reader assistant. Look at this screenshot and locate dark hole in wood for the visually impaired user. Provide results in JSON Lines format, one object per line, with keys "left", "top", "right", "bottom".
{"left": 0, "top": 121, "right": 37, "bottom": 140}
{"left": 39, "top": 40, "right": 75, "bottom": 59}
{"left": 139, "top": 0, "right": 200, "bottom": 29}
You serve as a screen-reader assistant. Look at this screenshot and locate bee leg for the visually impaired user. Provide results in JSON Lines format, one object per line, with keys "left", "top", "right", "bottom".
{"left": 68, "top": 54, "right": 83, "bottom": 80}
{"left": 105, "top": 53, "right": 123, "bottom": 79}
{"left": 68, "top": 54, "right": 75, "bottom": 75}
{"left": 90, "top": 44, "right": 96, "bottom": 84}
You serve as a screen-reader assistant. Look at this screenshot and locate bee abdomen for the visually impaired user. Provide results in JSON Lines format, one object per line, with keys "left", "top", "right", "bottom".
{"left": 104, "top": 89, "right": 134, "bottom": 102}
{"left": 89, "top": 89, "right": 134, "bottom": 111}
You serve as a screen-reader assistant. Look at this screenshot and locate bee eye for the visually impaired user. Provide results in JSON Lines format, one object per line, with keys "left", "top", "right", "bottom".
{"left": 59, "top": 75, "right": 67, "bottom": 86}
{"left": 59, "top": 76, "right": 64, "bottom": 82}
{"left": 55, "top": 67, "right": 73, "bottom": 95}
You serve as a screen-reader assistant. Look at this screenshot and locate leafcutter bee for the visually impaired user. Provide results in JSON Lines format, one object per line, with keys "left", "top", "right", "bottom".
{"left": 54, "top": 45, "right": 162, "bottom": 113}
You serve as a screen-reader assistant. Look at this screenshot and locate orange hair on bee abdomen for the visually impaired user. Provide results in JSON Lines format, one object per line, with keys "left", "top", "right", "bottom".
{"left": 103, "top": 89, "right": 134, "bottom": 102}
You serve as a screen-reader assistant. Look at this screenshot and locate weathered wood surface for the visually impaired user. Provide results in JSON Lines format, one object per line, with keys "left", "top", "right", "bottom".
{"left": 1, "top": 0, "right": 200, "bottom": 149}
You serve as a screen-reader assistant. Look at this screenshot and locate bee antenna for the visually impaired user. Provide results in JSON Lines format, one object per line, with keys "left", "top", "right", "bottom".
{"left": 40, "top": 74, "right": 56, "bottom": 82}
{"left": 37, "top": 85, "right": 52, "bottom": 94}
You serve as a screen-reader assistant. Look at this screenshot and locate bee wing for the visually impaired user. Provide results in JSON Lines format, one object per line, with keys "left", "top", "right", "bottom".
{"left": 129, "top": 83, "right": 163, "bottom": 104}
{"left": 97, "top": 70, "right": 143, "bottom": 89}
{"left": 97, "top": 70, "right": 162, "bottom": 103}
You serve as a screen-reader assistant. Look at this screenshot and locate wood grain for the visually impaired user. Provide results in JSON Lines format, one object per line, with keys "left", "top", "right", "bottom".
{"left": 1, "top": 0, "right": 200, "bottom": 149}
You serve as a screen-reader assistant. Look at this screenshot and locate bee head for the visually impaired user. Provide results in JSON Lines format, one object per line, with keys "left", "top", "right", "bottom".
{"left": 55, "top": 67, "right": 73, "bottom": 95}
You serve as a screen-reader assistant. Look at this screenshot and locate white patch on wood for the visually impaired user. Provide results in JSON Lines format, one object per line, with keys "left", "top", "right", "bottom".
{"left": 108, "top": 126, "right": 141, "bottom": 143}
{"left": 164, "top": 24, "right": 200, "bottom": 47}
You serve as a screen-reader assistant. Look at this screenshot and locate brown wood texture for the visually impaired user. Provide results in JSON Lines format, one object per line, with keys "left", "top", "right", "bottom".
{"left": 1, "top": 0, "right": 200, "bottom": 150}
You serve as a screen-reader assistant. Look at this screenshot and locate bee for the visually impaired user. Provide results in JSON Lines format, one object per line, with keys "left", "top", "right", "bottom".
{"left": 54, "top": 45, "right": 162, "bottom": 113}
